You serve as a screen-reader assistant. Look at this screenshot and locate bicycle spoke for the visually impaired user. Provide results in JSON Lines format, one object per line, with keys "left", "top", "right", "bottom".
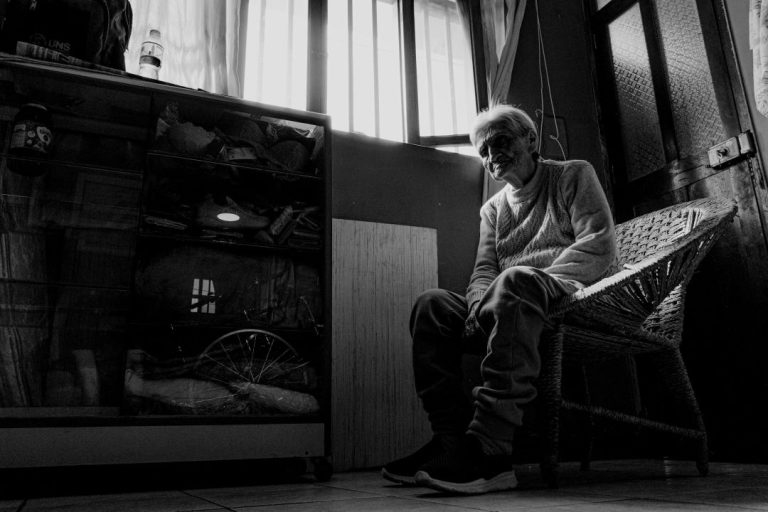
{"left": 257, "top": 347, "right": 293, "bottom": 382}
{"left": 255, "top": 335, "right": 275, "bottom": 383}
{"left": 219, "top": 340, "right": 240, "bottom": 376}
{"left": 202, "top": 353, "right": 249, "bottom": 381}
{"left": 233, "top": 332, "right": 256, "bottom": 383}
{"left": 243, "top": 333, "right": 257, "bottom": 383}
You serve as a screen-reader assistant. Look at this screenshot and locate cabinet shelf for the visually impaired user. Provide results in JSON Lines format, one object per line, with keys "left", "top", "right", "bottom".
{"left": 0, "top": 414, "right": 324, "bottom": 428}
{"left": 2, "top": 153, "right": 143, "bottom": 177}
{"left": 137, "top": 229, "right": 322, "bottom": 253}
{"left": 0, "top": 277, "right": 131, "bottom": 293}
{"left": 146, "top": 150, "right": 323, "bottom": 182}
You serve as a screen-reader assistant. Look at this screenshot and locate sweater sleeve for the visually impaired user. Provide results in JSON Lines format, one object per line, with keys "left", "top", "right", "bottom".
{"left": 465, "top": 202, "right": 500, "bottom": 314}
{"left": 543, "top": 161, "right": 617, "bottom": 287}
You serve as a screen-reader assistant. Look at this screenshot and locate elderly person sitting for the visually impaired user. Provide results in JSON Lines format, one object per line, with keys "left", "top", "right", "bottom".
{"left": 382, "top": 105, "right": 617, "bottom": 494}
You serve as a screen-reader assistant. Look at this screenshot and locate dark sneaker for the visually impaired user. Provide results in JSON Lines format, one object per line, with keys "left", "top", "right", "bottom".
{"left": 381, "top": 437, "right": 445, "bottom": 485}
{"left": 414, "top": 434, "right": 517, "bottom": 494}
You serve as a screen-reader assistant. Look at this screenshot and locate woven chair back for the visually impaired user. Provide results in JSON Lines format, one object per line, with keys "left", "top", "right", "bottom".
{"left": 613, "top": 199, "right": 735, "bottom": 342}
{"left": 616, "top": 207, "right": 699, "bottom": 267}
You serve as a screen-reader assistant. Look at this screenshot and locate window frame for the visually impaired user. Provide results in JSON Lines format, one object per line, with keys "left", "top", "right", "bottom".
{"left": 304, "top": 0, "right": 487, "bottom": 147}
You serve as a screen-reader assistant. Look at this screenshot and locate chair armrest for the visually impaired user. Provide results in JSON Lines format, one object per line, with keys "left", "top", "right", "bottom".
{"left": 552, "top": 247, "right": 676, "bottom": 317}
{"left": 552, "top": 221, "right": 723, "bottom": 326}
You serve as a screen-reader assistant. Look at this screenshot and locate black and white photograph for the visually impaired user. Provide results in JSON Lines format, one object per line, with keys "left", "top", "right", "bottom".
{"left": 0, "top": 0, "right": 767, "bottom": 510}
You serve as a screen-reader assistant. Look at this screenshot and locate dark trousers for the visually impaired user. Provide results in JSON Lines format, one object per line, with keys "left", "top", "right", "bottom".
{"left": 411, "top": 266, "right": 576, "bottom": 454}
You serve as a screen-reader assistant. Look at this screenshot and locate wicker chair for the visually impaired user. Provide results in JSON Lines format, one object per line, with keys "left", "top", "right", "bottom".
{"left": 536, "top": 197, "right": 738, "bottom": 488}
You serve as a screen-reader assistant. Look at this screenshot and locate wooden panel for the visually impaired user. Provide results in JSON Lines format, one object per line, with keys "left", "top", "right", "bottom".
{"left": 332, "top": 219, "right": 436, "bottom": 471}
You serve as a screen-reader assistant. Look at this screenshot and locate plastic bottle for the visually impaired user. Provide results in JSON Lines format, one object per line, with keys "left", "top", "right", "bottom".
{"left": 139, "top": 29, "right": 164, "bottom": 80}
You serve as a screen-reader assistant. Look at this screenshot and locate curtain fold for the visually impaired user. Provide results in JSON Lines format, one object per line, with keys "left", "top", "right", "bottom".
{"left": 489, "top": 0, "right": 526, "bottom": 105}
{"left": 750, "top": 0, "right": 768, "bottom": 117}
{"left": 125, "top": 0, "right": 244, "bottom": 97}
{"left": 457, "top": 0, "right": 526, "bottom": 107}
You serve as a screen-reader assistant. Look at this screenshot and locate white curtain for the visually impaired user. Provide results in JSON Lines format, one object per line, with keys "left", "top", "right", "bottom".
{"left": 125, "top": 0, "right": 245, "bottom": 97}
{"left": 480, "top": 0, "right": 526, "bottom": 106}
{"left": 750, "top": 0, "right": 768, "bottom": 117}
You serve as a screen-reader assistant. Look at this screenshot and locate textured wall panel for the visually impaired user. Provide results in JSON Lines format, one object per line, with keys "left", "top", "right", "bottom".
{"left": 654, "top": 0, "right": 726, "bottom": 156}
{"left": 609, "top": 4, "right": 667, "bottom": 182}
{"left": 332, "top": 219, "right": 436, "bottom": 471}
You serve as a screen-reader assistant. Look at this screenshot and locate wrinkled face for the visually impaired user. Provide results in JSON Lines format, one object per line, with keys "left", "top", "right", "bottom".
{"left": 475, "top": 128, "right": 535, "bottom": 183}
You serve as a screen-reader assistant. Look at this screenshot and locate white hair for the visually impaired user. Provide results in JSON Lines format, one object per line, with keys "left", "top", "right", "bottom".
{"left": 469, "top": 105, "right": 538, "bottom": 148}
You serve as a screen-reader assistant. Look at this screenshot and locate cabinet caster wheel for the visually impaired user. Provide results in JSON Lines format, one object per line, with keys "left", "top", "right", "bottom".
{"left": 313, "top": 458, "right": 333, "bottom": 482}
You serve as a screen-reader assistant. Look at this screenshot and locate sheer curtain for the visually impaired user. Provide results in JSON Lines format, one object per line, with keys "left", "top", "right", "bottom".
{"left": 456, "top": 0, "right": 526, "bottom": 106}
{"left": 125, "top": 0, "right": 246, "bottom": 97}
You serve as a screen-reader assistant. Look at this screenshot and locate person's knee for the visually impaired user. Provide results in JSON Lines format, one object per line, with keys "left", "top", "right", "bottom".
{"left": 481, "top": 267, "right": 549, "bottom": 316}
{"left": 499, "top": 266, "right": 539, "bottom": 287}
{"left": 410, "top": 288, "right": 461, "bottom": 335}
{"left": 415, "top": 288, "right": 450, "bottom": 306}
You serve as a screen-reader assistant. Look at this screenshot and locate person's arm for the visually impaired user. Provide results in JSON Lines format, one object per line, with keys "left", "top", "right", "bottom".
{"left": 464, "top": 204, "right": 500, "bottom": 335}
{"left": 544, "top": 161, "right": 617, "bottom": 286}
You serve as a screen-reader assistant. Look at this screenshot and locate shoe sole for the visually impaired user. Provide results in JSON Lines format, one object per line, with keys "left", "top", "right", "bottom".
{"left": 381, "top": 468, "right": 416, "bottom": 485}
{"left": 414, "top": 469, "right": 518, "bottom": 495}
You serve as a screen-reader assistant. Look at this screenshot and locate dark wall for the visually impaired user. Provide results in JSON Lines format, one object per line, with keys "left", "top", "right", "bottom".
{"left": 505, "top": 0, "right": 608, "bottom": 198}
{"left": 332, "top": 131, "right": 484, "bottom": 294}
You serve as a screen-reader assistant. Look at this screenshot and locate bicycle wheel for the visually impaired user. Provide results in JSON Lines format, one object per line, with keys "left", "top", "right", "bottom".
{"left": 193, "top": 329, "right": 311, "bottom": 389}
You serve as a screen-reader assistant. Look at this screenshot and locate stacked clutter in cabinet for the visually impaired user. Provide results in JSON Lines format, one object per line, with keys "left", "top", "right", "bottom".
{"left": 125, "top": 97, "right": 325, "bottom": 418}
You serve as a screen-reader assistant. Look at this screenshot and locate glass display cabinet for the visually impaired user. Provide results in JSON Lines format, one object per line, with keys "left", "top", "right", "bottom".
{"left": 0, "top": 55, "right": 332, "bottom": 479}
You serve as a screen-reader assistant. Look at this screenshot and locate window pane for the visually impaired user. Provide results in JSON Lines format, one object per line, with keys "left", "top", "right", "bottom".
{"left": 608, "top": 4, "right": 666, "bottom": 181}
{"left": 376, "top": 0, "right": 405, "bottom": 141}
{"left": 352, "top": 0, "right": 376, "bottom": 136}
{"left": 415, "top": 0, "right": 477, "bottom": 138}
{"left": 653, "top": 0, "right": 726, "bottom": 157}
{"left": 327, "top": 0, "right": 403, "bottom": 141}
{"left": 243, "top": 0, "right": 308, "bottom": 110}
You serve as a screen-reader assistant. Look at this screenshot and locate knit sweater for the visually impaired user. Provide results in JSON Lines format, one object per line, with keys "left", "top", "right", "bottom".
{"left": 466, "top": 159, "right": 617, "bottom": 313}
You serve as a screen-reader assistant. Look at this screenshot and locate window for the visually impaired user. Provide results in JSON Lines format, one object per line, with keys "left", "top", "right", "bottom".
{"left": 243, "top": 0, "right": 309, "bottom": 110}
{"left": 191, "top": 278, "right": 217, "bottom": 314}
{"left": 327, "top": 0, "right": 404, "bottom": 141}
{"left": 414, "top": 0, "right": 476, "bottom": 139}
{"left": 243, "top": 0, "right": 480, "bottom": 149}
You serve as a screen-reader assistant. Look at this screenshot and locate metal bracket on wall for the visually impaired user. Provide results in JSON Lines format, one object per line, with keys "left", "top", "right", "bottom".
{"left": 708, "top": 130, "right": 757, "bottom": 169}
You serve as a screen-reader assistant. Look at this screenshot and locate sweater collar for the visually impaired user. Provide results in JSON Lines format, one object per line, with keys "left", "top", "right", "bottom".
{"left": 504, "top": 158, "right": 547, "bottom": 203}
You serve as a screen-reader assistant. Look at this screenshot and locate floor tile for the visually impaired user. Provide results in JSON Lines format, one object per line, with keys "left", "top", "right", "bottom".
{"left": 0, "top": 501, "right": 21, "bottom": 512}
{"left": 318, "top": 470, "right": 434, "bottom": 498}
{"left": 560, "top": 474, "right": 759, "bottom": 499}
{"left": 670, "top": 486, "right": 768, "bottom": 510}
{"left": 234, "top": 495, "right": 495, "bottom": 511}
{"left": 186, "top": 483, "right": 375, "bottom": 508}
{"left": 411, "top": 487, "right": 619, "bottom": 511}
{"left": 22, "top": 490, "right": 222, "bottom": 512}
{"left": 525, "top": 498, "right": 760, "bottom": 511}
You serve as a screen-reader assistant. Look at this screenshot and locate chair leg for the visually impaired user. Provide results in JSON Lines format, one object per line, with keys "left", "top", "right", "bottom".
{"left": 538, "top": 328, "right": 564, "bottom": 488}
{"left": 657, "top": 348, "right": 710, "bottom": 476}
{"left": 697, "top": 433, "right": 709, "bottom": 476}
{"left": 579, "top": 364, "right": 593, "bottom": 472}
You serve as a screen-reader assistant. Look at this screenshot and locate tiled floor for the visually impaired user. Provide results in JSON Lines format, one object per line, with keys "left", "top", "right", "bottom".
{"left": 4, "top": 459, "right": 768, "bottom": 511}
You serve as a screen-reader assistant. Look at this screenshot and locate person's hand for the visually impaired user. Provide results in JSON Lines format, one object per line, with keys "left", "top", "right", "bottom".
{"left": 463, "top": 310, "right": 483, "bottom": 340}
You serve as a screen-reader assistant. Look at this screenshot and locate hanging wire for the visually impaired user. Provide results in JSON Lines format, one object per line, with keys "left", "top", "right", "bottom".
{"left": 534, "top": 0, "right": 566, "bottom": 160}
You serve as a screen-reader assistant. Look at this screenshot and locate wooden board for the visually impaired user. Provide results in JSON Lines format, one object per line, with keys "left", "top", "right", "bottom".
{"left": 332, "top": 219, "right": 437, "bottom": 471}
